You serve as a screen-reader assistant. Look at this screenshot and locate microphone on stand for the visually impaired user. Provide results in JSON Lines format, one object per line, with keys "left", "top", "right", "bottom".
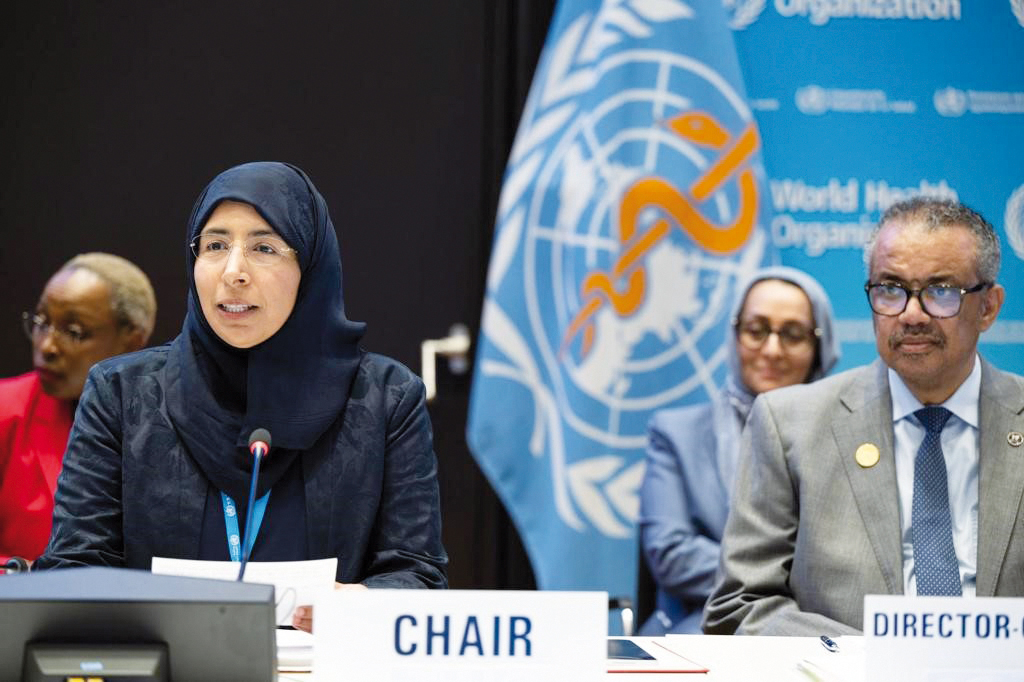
{"left": 237, "top": 428, "right": 272, "bottom": 582}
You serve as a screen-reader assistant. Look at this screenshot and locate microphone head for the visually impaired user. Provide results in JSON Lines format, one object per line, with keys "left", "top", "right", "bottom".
{"left": 248, "top": 428, "right": 272, "bottom": 455}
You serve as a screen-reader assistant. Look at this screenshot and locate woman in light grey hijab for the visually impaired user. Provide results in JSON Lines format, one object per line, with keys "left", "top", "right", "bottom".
{"left": 637, "top": 266, "right": 840, "bottom": 634}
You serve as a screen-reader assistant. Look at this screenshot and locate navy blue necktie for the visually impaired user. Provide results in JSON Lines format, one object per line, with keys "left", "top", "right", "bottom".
{"left": 912, "top": 406, "right": 962, "bottom": 596}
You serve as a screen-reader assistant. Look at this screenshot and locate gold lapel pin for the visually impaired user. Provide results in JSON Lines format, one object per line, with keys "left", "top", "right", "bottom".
{"left": 855, "top": 443, "right": 880, "bottom": 468}
{"left": 1008, "top": 432, "right": 1023, "bottom": 447}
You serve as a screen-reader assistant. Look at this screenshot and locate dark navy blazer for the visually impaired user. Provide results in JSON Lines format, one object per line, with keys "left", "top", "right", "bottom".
{"left": 35, "top": 345, "right": 448, "bottom": 589}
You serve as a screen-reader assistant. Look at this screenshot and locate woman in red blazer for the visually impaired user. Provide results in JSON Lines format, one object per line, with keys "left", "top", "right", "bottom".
{"left": 0, "top": 253, "right": 154, "bottom": 564}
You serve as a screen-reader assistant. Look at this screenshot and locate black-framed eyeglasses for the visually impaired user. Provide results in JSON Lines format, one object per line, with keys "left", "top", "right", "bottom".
{"left": 734, "top": 318, "right": 821, "bottom": 351}
{"left": 21, "top": 312, "right": 92, "bottom": 346}
{"left": 864, "top": 281, "right": 990, "bottom": 319}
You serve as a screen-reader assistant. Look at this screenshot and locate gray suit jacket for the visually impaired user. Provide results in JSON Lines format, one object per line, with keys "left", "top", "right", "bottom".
{"left": 703, "top": 358, "right": 1024, "bottom": 635}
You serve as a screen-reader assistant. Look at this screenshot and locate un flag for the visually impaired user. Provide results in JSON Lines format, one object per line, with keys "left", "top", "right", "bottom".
{"left": 468, "top": 0, "right": 775, "bottom": 598}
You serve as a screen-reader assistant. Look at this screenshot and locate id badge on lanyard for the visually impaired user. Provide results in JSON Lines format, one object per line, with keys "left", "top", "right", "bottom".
{"left": 221, "top": 490, "right": 270, "bottom": 562}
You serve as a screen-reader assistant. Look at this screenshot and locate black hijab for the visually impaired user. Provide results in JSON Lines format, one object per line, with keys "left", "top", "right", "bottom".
{"left": 165, "top": 162, "right": 366, "bottom": 505}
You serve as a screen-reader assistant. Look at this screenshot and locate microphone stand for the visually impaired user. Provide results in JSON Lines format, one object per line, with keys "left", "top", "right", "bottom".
{"left": 236, "top": 449, "right": 265, "bottom": 582}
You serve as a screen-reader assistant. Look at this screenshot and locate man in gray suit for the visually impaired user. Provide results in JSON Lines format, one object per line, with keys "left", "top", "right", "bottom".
{"left": 703, "top": 197, "right": 1024, "bottom": 635}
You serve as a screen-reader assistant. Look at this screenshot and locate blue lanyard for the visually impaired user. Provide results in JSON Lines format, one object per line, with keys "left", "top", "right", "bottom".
{"left": 221, "top": 490, "right": 271, "bottom": 562}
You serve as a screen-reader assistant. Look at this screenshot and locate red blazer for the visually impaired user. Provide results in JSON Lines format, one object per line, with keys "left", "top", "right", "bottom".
{"left": 0, "top": 372, "right": 73, "bottom": 561}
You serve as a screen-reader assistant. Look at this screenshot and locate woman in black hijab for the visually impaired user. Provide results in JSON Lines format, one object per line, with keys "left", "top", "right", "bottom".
{"left": 36, "top": 162, "right": 449, "bottom": 623}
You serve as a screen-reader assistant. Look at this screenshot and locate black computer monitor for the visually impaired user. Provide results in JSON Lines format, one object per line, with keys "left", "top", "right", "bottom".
{"left": 0, "top": 566, "right": 276, "bottom": 681}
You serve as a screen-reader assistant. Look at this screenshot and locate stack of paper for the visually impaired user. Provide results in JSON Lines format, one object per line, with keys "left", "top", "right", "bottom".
{"left": 277, "top": 628, "right": 314, "bottom": 673}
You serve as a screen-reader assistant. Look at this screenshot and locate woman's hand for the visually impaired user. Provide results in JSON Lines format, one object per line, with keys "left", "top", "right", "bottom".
{"left": 291, "top": 582, "right": 368, "bottom": 633}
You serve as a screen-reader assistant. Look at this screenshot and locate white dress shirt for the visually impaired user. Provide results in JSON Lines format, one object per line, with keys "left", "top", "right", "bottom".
{"left": 889, "top": 357, "right": 980, "bottom": 596}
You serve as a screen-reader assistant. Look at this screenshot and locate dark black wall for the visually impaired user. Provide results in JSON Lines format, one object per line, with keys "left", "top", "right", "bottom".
{"left": 1, "top": 1, "right": 556, "bottom": 589}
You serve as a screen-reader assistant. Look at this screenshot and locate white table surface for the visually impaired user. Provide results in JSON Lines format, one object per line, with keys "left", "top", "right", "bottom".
{"left": 277, "top": 633, "right": 864, "bottom": 681}
{"left": 659, "top": 634, "right": 863, "bottom": 682}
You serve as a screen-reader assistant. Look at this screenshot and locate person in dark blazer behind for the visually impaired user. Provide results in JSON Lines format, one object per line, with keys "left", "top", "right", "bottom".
{"left": 0, "top": 253, "right": 155, "bottom": 565}
{"left": 638, "top": 266, "right": 841, "bottom": 634}
{"left": 704, "top": 197, "right": 1024, "bottom": 635}
{"left": 35, "top": 162, "right": 448, "bottom": 631}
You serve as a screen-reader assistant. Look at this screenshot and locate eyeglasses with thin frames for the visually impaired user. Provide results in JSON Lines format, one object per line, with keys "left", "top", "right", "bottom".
{"left": 734, "top": 318, "right": 820, "bottom": 351}
{"left": 189, "top": 234, "right": 298, "bottom": 267}
{"left": 22, "top": 312, "right": 93, "bottom": 347}
{"left": 864, "top": 281, "right": 990, "bottom": 319}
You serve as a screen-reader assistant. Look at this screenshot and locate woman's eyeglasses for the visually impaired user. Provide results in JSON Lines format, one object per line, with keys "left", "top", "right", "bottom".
{"left": 22, "top": 312, "right": 92, "bottom": 346}
{"left": 735, "top": 318, "right": 820, "bottom": 351}
{"left": 190, "top": 235, "right": 298, "bottom": 267}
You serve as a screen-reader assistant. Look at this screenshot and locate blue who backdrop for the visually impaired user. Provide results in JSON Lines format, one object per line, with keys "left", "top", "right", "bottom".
{"left": 730, "top": 1, "right": 1024, "bottom": 372}
{"left": 469, "top": 0, "right": 1024, "bottom": 603}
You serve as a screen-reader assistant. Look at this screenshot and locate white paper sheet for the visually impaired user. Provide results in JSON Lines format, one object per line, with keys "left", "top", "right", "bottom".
{"left": 607, "top": 636, "right": 708, "bottom": 673}
{"left": 276, "top": 628, "right": 314, "bottom": 672}
{"left": 662, "top": 634, "right": 866, "bottom": 682}
{"left": 151, "top": 556, "right": 337, "bottom": 625}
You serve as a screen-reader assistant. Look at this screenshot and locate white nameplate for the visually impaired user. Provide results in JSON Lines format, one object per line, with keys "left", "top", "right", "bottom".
{"left": 313, "top": 589, "right": 607, "bottom": 681}
{"left": 865, "top": 595, "right": 1024, "bottom": 681}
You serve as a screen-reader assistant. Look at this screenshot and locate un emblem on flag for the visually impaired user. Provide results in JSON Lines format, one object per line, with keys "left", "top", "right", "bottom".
{"left": 473, "top": 4, "right": 771, "bottom": 542}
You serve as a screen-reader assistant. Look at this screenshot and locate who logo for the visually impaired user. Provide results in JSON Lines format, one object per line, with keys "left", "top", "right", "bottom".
{"left": 473, "top": 0, "right": 771, "bottom": 545}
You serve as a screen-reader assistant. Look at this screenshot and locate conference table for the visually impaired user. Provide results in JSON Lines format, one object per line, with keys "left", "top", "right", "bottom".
{"left": 276, "top": 633, "right": 863, "bottom": 681}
